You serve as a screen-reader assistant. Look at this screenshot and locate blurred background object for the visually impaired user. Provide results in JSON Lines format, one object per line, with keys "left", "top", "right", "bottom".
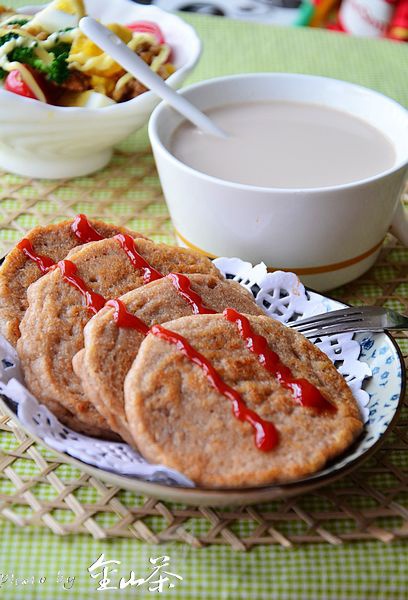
{"left": 388, "top": 0, "right": 408, "bottom": 40}
{"left": 334, "top": 0, "right": 398, "bottom": 36}
{"left": 132, "top": 0, "right": 407, "bottom": 40}
{"left": 148, "top": 1, "right": 302, "bottom": 25}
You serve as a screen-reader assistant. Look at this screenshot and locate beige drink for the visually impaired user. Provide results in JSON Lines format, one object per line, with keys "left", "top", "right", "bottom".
{"left": 170, "top": 101, "right": 395, "bottom": 188}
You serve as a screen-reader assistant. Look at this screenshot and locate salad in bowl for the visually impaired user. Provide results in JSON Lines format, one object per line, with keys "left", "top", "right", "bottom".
{"left": 0, "top": 0, "right": 175, "bottom": 107}
{"left": 0, "top": 0, "right": 201, "bottom": 178}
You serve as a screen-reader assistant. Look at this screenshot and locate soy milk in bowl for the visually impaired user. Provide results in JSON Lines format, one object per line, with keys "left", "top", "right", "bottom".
{"left": 149, "top": 74, "right": 408, "bottom": 290}
{"left": 170, "top": 101, "right": 396, "bottom": 188}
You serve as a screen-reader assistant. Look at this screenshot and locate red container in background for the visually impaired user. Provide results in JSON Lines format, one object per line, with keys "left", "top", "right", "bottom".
{"left": 388, "top": 0, "right": 408, "bottom": 40}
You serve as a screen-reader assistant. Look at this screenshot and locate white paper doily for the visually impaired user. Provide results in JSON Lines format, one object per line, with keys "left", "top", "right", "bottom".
{"left": 0, "top": 260, "right": 371, "bottom": 487}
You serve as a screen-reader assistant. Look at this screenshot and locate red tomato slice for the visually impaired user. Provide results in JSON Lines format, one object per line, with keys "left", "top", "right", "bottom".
{"left": 126, "top": 21, "right": 165, "bottom": 44}
{"left": 4, "top": 69, "right": 38, "bottom": 100}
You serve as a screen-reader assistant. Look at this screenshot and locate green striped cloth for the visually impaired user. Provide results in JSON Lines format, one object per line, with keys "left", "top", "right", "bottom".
{"left": 0, "top": 2, "right": 407, "bottom": 599}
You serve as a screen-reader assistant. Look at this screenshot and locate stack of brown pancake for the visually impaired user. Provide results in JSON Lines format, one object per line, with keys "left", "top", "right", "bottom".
{"left": 0, "top": 216, "right": 363, "bottom": 487}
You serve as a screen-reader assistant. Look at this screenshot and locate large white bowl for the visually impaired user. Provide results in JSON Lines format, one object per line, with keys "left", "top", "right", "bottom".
{"left": 149, "top": 73, "right": 408, "bottom": 291}
{"left": 0, "top": 0, "right": 201, "bottom": 179}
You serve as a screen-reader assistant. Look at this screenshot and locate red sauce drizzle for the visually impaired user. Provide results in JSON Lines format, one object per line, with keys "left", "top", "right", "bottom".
{"left": 151, "top": 324, "right": 279, "bottom": 451}
{"left": 224, "top": 308, "right": 336, "bottom": 413}
{"left": 17, "top": 239, "right": 55, "bottom": 274}
{"left": 115, "top": 234, "right": 163, "bottom": 284}
{"left": 105, "top": 299, "right": 149, "bottom": 335}
{"left": 71, "top": 214, "right": 104, "bottom": 243}
{"left": 58, "top": 260, "right": 106, "bottom": 315}
{"left": 167, "top": 273, "right": 217, "bottom": 315}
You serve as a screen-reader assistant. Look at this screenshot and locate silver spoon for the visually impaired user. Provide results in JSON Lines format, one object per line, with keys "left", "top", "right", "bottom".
{"left": 79, "top": 17, "right": 227, "bottom": 138}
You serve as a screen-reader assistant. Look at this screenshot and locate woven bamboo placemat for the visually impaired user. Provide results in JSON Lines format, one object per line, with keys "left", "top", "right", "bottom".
{"left": 0, "top": 149, "right": 407, "bottom": 550}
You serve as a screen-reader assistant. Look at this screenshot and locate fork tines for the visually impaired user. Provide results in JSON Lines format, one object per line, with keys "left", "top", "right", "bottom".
{"left": 288, "top": 306, "right": 388, "bottom": 338}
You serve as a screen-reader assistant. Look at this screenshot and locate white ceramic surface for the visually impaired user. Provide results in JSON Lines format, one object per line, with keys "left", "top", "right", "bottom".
{"left": 149, "top": 73, "right": 408, "bottom": 291}
{"left": 0, "top": 0, "right": 201, "bottom": 179}
{"left": 0, "top": 264, "right": 404, "bottom": 507}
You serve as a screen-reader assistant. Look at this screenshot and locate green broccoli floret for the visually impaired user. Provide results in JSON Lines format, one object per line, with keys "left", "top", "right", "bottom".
{"left": 52, "top": 42, "right": 71, "bottom": 57}
{"left": 0, "top": 34, "right": 71, "bottom": 84}
{"left": 0, "top": 35, "right": 45, "bottom": 78}
{"left": 9, "top": 46, "right": 47, "bottom": 73}
{"left": 4, "top": 41, "right": 71, "bottom": 84}
{"left": 0, "top": 34, "right": 18, "bottom": 78}
{"left": 0, "top": 32, "right": 18, "bottom": 46}
{"left": 47, "top": 42, "right": 70, "bottom": 84}
{"left": 5, "top": 19, "right": 29, "bottom": 26}
{"left": 47, "top": 51, "right": 70, "bottom": 84}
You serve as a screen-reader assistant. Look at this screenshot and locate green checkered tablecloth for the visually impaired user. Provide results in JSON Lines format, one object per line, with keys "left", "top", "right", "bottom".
{"left": 0, "top": 2, "right": 407, "bottom": 599}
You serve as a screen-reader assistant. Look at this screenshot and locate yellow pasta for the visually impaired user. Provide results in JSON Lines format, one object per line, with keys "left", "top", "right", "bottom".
{"left": 68, "top": 28, "right": 170, "bottom": 81}
{"left": 68, "top": 24, "right": 140, "bottom": 78}
{"left": 90, "top": 74, "right": 116, "bottom": 96}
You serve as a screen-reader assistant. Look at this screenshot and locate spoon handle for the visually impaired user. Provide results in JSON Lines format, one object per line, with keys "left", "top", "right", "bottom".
{"left": 79, "top": 17, "right": 227, "bottom": 138}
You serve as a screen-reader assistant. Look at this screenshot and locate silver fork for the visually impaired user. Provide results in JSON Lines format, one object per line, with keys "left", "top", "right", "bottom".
{"left": 288, "top": 306, "right": 408, "bottom": 339}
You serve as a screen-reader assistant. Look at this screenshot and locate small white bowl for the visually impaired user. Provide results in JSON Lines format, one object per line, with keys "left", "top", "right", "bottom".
{"left": 0, "top": 0, "right": 201, "bottom": 179}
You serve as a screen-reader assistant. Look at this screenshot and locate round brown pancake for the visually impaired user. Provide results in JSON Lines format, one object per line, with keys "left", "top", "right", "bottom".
{"left": 124, "top": 313, "right": 363, "bottom": 488}
{"left": 17, "top": 237, "right": 220, "bottom": 438}
{"left": 0, "top": 218, "right": 144, "bottom": 346}
{"left": 73, "top": 274, "right": 263, "bottom": 444}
